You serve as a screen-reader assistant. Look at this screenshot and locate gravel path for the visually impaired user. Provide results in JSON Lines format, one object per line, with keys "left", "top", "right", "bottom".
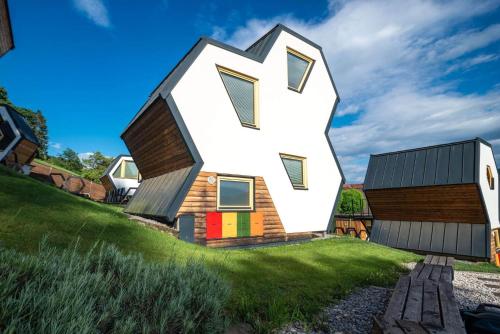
{"left": 454, "top": 271, "right": 500, "bottom": 311}
{"left": 279, "top": 286, "right": 391, "bottom": 334}
{"left": 279, "top": 268, "right": 500, "bottom": 334}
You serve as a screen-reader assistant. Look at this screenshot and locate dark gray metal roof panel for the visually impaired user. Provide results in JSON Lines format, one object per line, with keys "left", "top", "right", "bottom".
{"left": 397, "top": 221, "right": 410, "bottom": 249}
{"left": 363, "top": 138, "right": 488, "bottom": 190}
{"left": 125, "top": 166, "right": 193, "bottom": 218}
{"left": 430, "top": 222, "right": 445, "bottom": 253}
{"left": 442, "top": 223, "right": 458, "bottom": 254}
{"left": 407, "top": 221, "right": 421, "bottom": 249}
{"left": 2, "top": 104, "right": 39, "bottom": 145}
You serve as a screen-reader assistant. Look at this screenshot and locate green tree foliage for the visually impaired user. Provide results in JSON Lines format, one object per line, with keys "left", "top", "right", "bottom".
{"left": 338, "top": 189, "right": 365, "bottom": 214}
{"left": 0, "top": 86, "right": 49, "bottom": 159}
{"left": 50, "top": 148, "right": 84, "bottom": 173}
{"left": 81, "top": 151, "right": 114, "bottom": 183}
{"left": 0, "top": 241, "right": 230, "bottom": 333}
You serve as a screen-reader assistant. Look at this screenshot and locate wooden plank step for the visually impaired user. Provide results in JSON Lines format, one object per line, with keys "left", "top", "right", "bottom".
{"left": 403, "top": 278, "right": 424, "bottom": 321}
{"left": 438, "top": 281, "right": 466, "bottom": 334}
{"left": 422, "top": 280, "right": 441, "bottom": 328}
{"left": 424, "top": 255, "right": 433, "bottom": 264}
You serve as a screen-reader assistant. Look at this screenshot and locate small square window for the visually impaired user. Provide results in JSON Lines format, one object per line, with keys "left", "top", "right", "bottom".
{"left": 287, "top": 47, "right": 314, "bottom": 92}
{"left": 217, "top": 176, "right": 254, "bottom": 211}
{"left": 217, "top": 65, "right": 259, "bottom": 128}
{"left": 280, "top": 154, "right": 308, "bottom": 189}
{"left": 487, "top": 165, "right": 495, "bottom": 190}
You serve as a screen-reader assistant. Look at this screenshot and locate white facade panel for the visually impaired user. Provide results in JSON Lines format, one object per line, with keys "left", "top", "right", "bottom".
{"left": 479, "top": 142, "right": 499, "bottom": 230}
{"left": 171, "top": 31, "right": 342, "bottom": 233}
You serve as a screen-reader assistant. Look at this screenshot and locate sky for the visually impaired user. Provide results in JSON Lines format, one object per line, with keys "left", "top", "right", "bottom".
{"left": 1, "top": 0, "right": 499, "bottom": 182}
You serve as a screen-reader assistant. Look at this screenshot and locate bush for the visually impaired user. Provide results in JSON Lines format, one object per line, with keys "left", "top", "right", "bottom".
{"left": 0, "top": 242, "right": 230, "bottom": 333}
{"left": 338, "top": 189, "right": 364, "bottom": 214}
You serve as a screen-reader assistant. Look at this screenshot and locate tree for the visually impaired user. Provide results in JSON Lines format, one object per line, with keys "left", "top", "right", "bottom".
{"left": 81, "top": 152, "right": 114, "bottom": 183}
{"left": 338, "top": 189, "right": 364, "bottom": 214}
{"left": 57, "top": 148, "right": 84, "bottom": 172}
{"left": 0, "top": 86, "right": 49, "bottom": 159}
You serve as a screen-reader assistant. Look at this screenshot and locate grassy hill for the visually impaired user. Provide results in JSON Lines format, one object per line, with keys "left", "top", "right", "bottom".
{"left": 0, "top": 166, "right": 436, "bottom": 331}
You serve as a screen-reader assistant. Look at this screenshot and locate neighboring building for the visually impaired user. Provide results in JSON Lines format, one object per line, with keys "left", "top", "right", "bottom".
{"left": 0, "top": 0, "right": 14, "bottom": 57}
{"left": 100, "top": 155, "right": 140, "bottom": 202}
{"left": 365, "top": 138, "right": 499, "bottom": 261}
{"left": 121, "top": 24, "right": 344, "bottom": 247}
{"left": 0, "top": 103, "right": 39, "bottom": 173}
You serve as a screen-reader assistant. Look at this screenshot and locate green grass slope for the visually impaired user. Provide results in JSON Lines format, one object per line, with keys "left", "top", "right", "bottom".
{"left": 0, "top": 166, "right": 425, "bottom": 331}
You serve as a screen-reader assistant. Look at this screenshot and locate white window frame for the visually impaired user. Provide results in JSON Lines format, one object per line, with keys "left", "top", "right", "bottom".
{"left": 487, "top": 165, "right": 495, "bottom": 190}
{"left": 286, "top": 47, "right": 314, "bottom": 93}
{"left": 280, "top": 153, "right": 308, "bottom": 190}
{"left": 216, "top": 175, "right": 255, "bottom": 211}
{"left": 113, "top": 160, "right": 141, "bottom": 180}
{"left": 216, "top": 65, "right": 260, "bottom": 129}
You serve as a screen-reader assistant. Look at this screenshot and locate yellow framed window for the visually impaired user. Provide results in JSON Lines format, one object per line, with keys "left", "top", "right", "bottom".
{"left": 217, "top": 176, "right": 254, "bottom": 211}
{"left": 280, "top": 153, "right": 308, "bottom": 189}
{"left": 487, "top": 165, "right": 495, "bottom": 190}
{"left": 113, "top": 160, "right": 140, "bottom": 180}
{"left": 217, "top": 65, "right": 259, "bottom": 128}
{"left": 287, "top": 47, "right": 314, "bottom": 92}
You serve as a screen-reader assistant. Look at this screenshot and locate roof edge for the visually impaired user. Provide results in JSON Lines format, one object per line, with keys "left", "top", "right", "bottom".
{"left": 369, "top": 137, "right": 492, "bottom": 158}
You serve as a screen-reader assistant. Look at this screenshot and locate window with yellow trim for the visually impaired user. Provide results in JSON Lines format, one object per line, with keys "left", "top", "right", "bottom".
{"left": 113, "top": 160, "right": 141, "bottom": 180}
{"left": 217, "top": 176, "right": 254, "bottom": 211}
{"left": 217, "top": 65, "right": 259, "bottom": 128}
{"left": 287, "top": 47, "right": 314, "bottom": 92}
{"left": 487, "top": 165, "right": 495, "bottom": 190}
{"left": 280, "top": 154, "right": 308, "bottom": 189}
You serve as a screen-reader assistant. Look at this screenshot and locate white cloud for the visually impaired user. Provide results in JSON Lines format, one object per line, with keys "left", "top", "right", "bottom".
{"left": 73, "top": 0, "right": 111, "bottom": 28}
{"left": 50, "top": 142, "right": 62, "bottom": 150}
{"left": 216, "top": 0, "right": 500, "bottom": 182}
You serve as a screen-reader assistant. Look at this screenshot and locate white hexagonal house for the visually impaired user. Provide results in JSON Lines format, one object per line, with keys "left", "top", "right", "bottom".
{"left": 121, "top": 24, "right": 345, "bottom": 246}
{"left": 100, "top": 155, "right": 140, "bottom": 202}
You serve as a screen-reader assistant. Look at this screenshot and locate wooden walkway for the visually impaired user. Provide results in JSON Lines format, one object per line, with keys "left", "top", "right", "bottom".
{"left": 373, "top": 255, "right": 465, "bottom": 334}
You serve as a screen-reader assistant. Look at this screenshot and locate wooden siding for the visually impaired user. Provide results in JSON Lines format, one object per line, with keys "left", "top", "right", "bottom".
{"left": 0, "top": 0, "right": 14, "bottom": 57}
{"left": 122, "top": 97, "right": 193, "bottom": 180}
{"left": 100, "top": 175, "right": 114, "bottom": 192}
{"left": 5, "top": 139, "right": 37, "bottom": 166}
{"left": 177, "top": 171, "right": 288, "bottom": 247}
{"left": 365, "top": 184, "right": 486, "bottom": 224}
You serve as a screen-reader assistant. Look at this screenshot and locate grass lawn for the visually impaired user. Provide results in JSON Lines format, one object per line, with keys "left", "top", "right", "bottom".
{"left": 0, "top": 166, "right": 434, "bottom": 331}
{"left": 33, "top": 158, "right": 82, "bottom": 177}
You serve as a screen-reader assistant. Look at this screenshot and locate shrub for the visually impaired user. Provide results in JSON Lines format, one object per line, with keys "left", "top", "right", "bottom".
{"left": 338, "top": 189, "right": 364, "bottom": 214}
{"left": 0, "top": 242, "right": 230, "bottom": 333}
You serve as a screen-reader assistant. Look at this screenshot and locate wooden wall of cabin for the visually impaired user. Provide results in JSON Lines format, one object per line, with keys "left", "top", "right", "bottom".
{"left": 4, "top": 139, "right": 38, "bottom": 166}
{"left": 0, "top": 0, "right": 14, "bottom": 57}
{"left": 121, "top": 98, "right": 193, "bottom": 180}
{"left": 177, "top": 171, "right": 304, "bottom": 247}
{"left": 365, "top": 184, "right": 487, "bottom": 225}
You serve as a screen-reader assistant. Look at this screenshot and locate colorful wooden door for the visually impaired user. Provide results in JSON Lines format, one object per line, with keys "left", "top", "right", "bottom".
{"left": 206, "top": 212, "right": 222, "bottom": 239}
{"left": 222, "top": 212, "right": 237, "bottom": 238}
{"left": 250, "top": 212, "right": 264, "bottom": 236}
{"left": 237, "top": 212, "right": 250, "bottom": 237}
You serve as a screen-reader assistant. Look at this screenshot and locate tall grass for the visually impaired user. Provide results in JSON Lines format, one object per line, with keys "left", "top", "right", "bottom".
{"left": 0, "top": 241, "right": 230, "bottom": 333}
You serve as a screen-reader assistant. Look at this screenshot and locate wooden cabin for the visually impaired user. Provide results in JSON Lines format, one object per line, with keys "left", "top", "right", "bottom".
{"left": 121, "top": 24, "right": 345, "bottom": 247}
{"left": 365, "top": 138, "right": 499, "bottom": 261}
{"left": 100, "top": 155, "right": 140, "bottom": 202}
{"left": 0, "top": 0, "right": 14, "bottom": 57}
{"left": 0, "top": 104, "right": 39, "bottom": 173}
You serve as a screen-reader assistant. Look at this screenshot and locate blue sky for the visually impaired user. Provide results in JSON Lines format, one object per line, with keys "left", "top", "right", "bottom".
{"left": 1, "top": 0, "right": 499, "bottom": 182}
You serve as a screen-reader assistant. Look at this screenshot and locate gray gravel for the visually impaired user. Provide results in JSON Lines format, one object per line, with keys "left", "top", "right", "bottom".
{"left": 278, "top": 286, "right": 391, "bottom": 334}
{"left": 453, "top": 271, "right": 500, "bottom": 311}
{"left": 279, "top": 267, "right": 500, "bottom": 334}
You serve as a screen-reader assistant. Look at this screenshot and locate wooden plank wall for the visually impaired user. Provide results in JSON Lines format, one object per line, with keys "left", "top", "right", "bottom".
{"left": 5, "top": 139, "right": 38, "bottom": 166}
{"left": 177, "top": 171, "right": 289, "bottom": 247}
{"left": 122, "top": 97, "right": 193, "bottom": 180}
{"left": 365, "top": 184, "right": 486, "bottom": 224}
{"left": 0, "top": 0, "right": 14, "bottom": 57}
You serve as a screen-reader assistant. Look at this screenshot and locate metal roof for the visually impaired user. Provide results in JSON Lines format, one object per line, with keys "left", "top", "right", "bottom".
{"left": 1, "top": 104, "right": 39, "bottom": 145}
{"left": 125, "top": 166, "right": 194, "bottom": 220}
{"left": 364, "top": 138, "right": 489, "bottom": 190}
